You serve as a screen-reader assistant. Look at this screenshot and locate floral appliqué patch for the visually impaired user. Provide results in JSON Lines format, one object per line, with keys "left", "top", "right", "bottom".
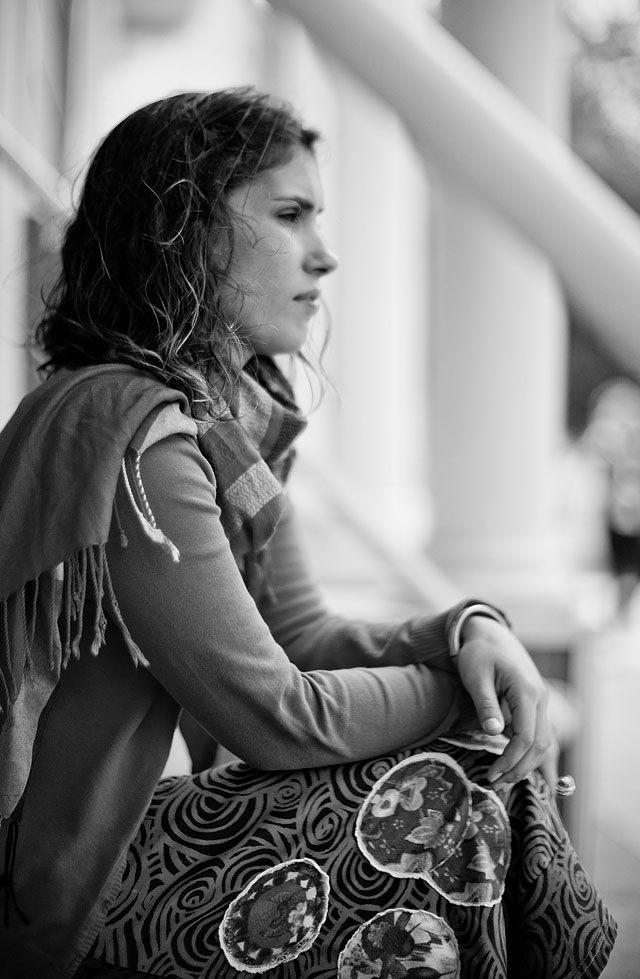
{"left": 337, "top": 907, "right": 460, "bottom": 978}
{"left": 218, "top": 858, "right": 330, "bottom": 972}
{"left": 355, "top": 752, "right": 510, "bottom": 906}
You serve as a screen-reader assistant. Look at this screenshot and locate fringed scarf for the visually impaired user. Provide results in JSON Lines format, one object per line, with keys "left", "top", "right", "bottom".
{"left": 0, "top": 357, "right": 305, "bottom": 825}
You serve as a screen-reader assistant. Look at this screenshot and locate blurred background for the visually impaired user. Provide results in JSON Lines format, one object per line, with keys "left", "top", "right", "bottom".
{"left": 1, "top": 1, "right": 640, "bottom": 973}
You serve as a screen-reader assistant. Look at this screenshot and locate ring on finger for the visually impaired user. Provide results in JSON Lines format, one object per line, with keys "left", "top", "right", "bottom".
{"left": 555, "top": 775, "right": 576, "bottom": 798}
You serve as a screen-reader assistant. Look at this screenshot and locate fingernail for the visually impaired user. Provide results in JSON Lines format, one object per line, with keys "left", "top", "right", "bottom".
{"left": 484, "top": 718, "right": 503, "bottom": 736}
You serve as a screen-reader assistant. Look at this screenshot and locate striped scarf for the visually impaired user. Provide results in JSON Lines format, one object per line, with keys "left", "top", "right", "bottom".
{"left": 197, "top": 356, "right": 307, "bottom": 580}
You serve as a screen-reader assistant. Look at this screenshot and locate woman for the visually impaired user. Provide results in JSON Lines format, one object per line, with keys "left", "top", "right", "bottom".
{"left": 0, "top": 89, "right": 615, "bottom": 978}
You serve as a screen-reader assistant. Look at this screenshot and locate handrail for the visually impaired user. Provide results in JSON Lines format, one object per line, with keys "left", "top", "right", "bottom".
{"left": 295, "top": 453, "right": 463, "bottom": 611}
{"left": 0, "top": 113, "right": 71, "bottom": 219}
{"left": 270, "top": 0, "right": 640, "bottom": 374}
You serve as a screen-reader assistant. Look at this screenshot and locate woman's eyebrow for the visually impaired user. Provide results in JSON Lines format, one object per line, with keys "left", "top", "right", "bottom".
{"left": 271, "top": 195, "right": 324, "bottom": 213}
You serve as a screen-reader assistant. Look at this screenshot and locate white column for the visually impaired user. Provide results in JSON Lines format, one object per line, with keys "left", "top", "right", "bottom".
{"left": 328, "top": 80, "right": 433, "bottom": 550}
{"left": 429, "top": 0, "right": 570, "bottom": 604}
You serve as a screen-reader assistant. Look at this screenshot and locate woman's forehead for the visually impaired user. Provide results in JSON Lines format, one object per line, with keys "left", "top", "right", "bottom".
{"left": 230, "top": 148, "right": 324, "bottom": 212}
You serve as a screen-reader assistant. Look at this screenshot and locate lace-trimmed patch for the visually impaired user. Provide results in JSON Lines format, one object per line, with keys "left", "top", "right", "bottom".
{"left": 218, "top": 857, "right": 329, "bottom": 973}
{"left": 355, "top": 752, "right": 511, "bottom": 907}
{"left": 337, "top": 907, "right": 460, "bottom": 978}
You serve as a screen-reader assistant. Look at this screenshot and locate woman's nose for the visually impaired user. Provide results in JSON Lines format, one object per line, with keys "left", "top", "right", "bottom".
{"left": 319, "top": 246, "right": 339, "bottom": 276}
{"left": 306, "top": 234, "right": 339, "bottom": 277}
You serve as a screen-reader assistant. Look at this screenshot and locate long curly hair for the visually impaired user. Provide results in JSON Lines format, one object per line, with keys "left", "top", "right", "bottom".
{"left": 35, "top": 88, "right": 319, "bottom": 415}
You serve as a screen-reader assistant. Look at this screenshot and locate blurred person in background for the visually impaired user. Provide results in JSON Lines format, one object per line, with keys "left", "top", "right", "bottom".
{"left": 583, "top": 377, "right": 640, "bottom": 624}
{"left": 0, "top": 88, "right": 615, "bottom": 979}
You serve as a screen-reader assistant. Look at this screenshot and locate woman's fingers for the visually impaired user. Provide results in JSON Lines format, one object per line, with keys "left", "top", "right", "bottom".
{"left": 455, "top": 617, "right": 554, "bottom": 787}
{"left": 539, "top": 737, "right": 560, "bottom": 789}
{"left": 487, "top": 696, "right": 551, "bottom": 787}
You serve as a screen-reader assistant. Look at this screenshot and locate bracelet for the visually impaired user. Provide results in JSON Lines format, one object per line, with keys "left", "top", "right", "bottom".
{"left": 449, "top": 602, "right": 511, "bottom": 659}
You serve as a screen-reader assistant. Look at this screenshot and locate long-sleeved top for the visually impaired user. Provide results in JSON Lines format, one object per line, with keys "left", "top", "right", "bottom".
{"left": 0, "top": 370, "right": 477, "bottom": 978}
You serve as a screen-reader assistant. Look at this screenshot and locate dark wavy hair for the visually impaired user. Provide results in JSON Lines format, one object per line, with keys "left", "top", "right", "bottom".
{"left": 35, "top": 87, "right": 319, "bottom": 415}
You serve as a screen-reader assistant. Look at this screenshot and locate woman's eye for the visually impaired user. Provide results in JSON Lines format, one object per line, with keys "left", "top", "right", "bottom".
{"left": 278, "top": 208, "right": 301, "bottom": 223}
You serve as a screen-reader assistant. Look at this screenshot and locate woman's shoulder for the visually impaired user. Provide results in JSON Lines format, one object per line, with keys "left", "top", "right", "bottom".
{"left": 22, "top": 364, "right": 191, "bottom": 436}
{"left": 135, "top": 401, "right": 198, "bottom": 455}
{"left": 13, "top": 363, "right": 172, "bottom": 418}
{"left": 0, "top": 363, "right": 195, "bottom": 490}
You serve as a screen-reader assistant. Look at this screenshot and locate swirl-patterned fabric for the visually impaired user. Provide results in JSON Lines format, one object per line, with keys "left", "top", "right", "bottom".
{"left": 86, "top": 741, "right": 616, "bottom": 978}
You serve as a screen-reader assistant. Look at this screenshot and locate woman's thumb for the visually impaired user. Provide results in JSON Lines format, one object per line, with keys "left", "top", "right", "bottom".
{"left": 482, "top": 715, "right": 505, "bottom": 735}
{"left": 470, "top": 685, "right": 505, "bottom": 735}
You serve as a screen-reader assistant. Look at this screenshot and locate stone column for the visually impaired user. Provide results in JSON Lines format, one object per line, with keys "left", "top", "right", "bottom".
{"left": 429, "top": 0, "right": 570, "bottom": 605}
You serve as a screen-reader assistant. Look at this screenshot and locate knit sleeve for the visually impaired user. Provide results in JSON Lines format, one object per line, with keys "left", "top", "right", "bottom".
{"left": 105, "top": 434, "right": 477, "bottom": 770}
{"left": 261, "top": 498, "right": 463, "bottom": 674}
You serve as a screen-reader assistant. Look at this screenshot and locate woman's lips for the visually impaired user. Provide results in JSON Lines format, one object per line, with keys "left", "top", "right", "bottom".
{"left": 295, "top": 289, "right": 321, "bottom": 312}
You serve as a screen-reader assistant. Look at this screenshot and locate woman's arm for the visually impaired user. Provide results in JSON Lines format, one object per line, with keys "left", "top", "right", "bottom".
{"left": 262, "top": 479, "right": 555, "bottom": 787}
{"left": 105, "top": 434, "right": 477, "bottom": 770}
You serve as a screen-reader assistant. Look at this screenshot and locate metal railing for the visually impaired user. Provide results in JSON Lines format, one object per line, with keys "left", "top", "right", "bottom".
{"left": 0, "top": 113, "right": 71, "bottom": 220}
{"left": 296, "top": 455, "right": 463, "bottom": 610}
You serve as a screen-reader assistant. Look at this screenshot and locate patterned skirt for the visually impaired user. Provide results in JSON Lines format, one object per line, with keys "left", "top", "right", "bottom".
{"left": 84, "top": 739, "right": 616, "bottom": 979}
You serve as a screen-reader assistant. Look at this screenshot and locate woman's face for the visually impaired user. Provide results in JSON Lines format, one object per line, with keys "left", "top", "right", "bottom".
{"left": 220, "top": 147, "right": 337, "bottom": 358}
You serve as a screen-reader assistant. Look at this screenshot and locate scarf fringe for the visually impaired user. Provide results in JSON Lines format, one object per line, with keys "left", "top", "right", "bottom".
{"left": 0, "top": 443, "right": 186, "bottom": 722}
{"left": 57, "top": 543, "right": 150, "bottom": 669}
{"left": 0, "top": 543, "right": 149, "bottom": 721}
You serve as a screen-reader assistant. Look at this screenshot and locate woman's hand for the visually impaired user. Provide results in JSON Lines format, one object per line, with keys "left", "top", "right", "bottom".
{"left": 455, "top": 615, "right": 556, "bottom": 788}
